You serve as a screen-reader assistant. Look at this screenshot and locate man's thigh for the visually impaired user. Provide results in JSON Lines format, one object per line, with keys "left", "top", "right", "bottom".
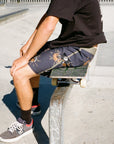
{"left": 28, "top": 47, "right": 63, "bottom": 75}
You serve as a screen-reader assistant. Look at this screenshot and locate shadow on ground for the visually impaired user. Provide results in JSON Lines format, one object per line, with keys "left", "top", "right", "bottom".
{"left": 2, "top": 75, "right": 56, "bottom": 144}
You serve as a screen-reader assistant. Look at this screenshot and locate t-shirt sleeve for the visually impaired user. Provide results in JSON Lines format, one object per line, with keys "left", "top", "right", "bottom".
{"left": 46, "top": 0, "right": 77, "bottom": 21}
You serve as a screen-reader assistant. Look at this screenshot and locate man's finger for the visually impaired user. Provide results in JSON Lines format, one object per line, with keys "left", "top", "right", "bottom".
{"left": 10, "top": 67, "right": 14, "bottom": 76}
{"left": 12, "top": 68, "right": 16, "bottom": 77}
{"left": 20, "top": 50, "right": 23, "bottom": 57}
{"left": 10, "top": 65, "right": 16, "bottom": 76}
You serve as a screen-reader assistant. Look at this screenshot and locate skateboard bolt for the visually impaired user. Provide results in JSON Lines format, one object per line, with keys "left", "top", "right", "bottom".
{"left": 63, "top": 56, "right": 68, "bottom": 61}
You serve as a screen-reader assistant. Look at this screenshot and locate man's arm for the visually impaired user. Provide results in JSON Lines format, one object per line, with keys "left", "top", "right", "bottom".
{"left": 24, "top": 15, "right": 59, "bottom": 61}
{"left": 25, "top": 13, "right": 48, "bottom": 46}
{"left": 20, "top": 13, "right": 47, "bottom": 56}
{"left": 10, "top": 15, "right": 59, "bottom": 76}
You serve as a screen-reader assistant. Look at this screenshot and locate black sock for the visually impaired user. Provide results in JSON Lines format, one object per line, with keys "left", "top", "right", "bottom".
{"left": 32, "top": 88, "right": 39, "bottom": 106}
{"left": 21, "top": 109, "right": 31, "bottom": 124}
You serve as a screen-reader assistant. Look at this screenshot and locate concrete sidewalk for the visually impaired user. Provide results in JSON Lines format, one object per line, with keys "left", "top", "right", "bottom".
{"left": 0, "top": 6, "right": 29, "bottom": 24}
{"left": 0, "top": 5, "right": 114, "bottom": 144}
{"left": 0, "top": 6, "right": 25, "bottom": 16}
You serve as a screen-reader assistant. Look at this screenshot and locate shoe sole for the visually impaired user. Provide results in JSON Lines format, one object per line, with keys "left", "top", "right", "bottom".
{"left": 0, "top": 128, "right": 33, "bottom": 143}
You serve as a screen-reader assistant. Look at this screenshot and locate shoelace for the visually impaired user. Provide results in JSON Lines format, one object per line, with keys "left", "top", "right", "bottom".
{"left": 8, "top": 122, "right": 23, "bottom": 134}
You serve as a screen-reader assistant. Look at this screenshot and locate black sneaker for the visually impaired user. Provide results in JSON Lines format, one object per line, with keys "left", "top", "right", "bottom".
{"left": 0, "top": 118, "right": 33, "bottom": 143}
{"left": 16, "top": 102, "right": 41, "bottom": 116}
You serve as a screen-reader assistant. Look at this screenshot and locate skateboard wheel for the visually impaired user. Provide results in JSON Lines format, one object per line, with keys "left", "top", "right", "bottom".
{"left": 89, "top": 63, "right": 91, "bottom": 67}
{"left": 80, "top": 79, "right": 87, "bottom": 88}
{"left": 52, "top": 78, "right": 58, "bottom": 86}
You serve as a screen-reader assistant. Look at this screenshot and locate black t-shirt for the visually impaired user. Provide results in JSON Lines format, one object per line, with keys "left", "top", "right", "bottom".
{"left": 46, "top": 0, "right": 107, "bottom": 48}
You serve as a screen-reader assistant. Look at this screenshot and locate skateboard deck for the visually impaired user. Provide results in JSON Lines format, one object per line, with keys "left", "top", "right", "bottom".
{"left": 50, "top": 64, "right": 89, "bottom": 88}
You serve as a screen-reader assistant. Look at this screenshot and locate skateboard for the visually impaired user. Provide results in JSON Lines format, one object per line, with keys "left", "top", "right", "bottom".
{"left": 50, "top": 64, "right": 89, "bottom": 88}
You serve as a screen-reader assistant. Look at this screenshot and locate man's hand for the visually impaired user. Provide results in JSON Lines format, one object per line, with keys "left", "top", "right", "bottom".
{"left": 20, "top": 44, "right": 29, "bottom": 56}
{"left": 10, "top": 56, "right": 29, "bottom": 77}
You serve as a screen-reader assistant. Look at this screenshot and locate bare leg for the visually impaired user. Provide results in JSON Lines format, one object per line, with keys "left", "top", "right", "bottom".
{"left": 0, "top": 65, "right": 39, "bottom": 142}
{"left": 13, "top": 64, "right": 39, "bottom": 111}
{"left": 30, "top": 76, "right": 40, "bottom": 108}
{"left": 30, "top": 75, "right": 40, "bottom": 88}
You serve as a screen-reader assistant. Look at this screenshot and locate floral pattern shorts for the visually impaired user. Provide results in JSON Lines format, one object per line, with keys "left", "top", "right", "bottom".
{"left": 28, "top": 42, "right": 94, "bottom": 76}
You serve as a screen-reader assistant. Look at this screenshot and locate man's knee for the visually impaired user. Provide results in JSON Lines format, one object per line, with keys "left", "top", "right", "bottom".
{"left": 13, "top": 68, "right": 26, "bottom": 82}
{"left": 12, "top": 64, "right": 36, "bottom": 82}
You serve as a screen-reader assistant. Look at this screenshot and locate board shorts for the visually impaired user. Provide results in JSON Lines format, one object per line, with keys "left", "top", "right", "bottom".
{"left": 28, "top": 42, "right": 96, "bottom": 77}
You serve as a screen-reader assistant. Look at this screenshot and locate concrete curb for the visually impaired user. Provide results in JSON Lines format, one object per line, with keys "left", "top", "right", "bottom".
{"left": 0, "top": 8, "right": 28, "bottom": 23}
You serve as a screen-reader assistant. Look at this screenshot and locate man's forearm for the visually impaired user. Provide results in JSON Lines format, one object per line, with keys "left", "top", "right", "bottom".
{"left": 24, "top": 16, "right": 59, "bottom": 61}
{"left": 25, "top": 29, "right": 37, "bottom": 47}
{"left": 25, "top": 13, "right": 47, "bottom": 47}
